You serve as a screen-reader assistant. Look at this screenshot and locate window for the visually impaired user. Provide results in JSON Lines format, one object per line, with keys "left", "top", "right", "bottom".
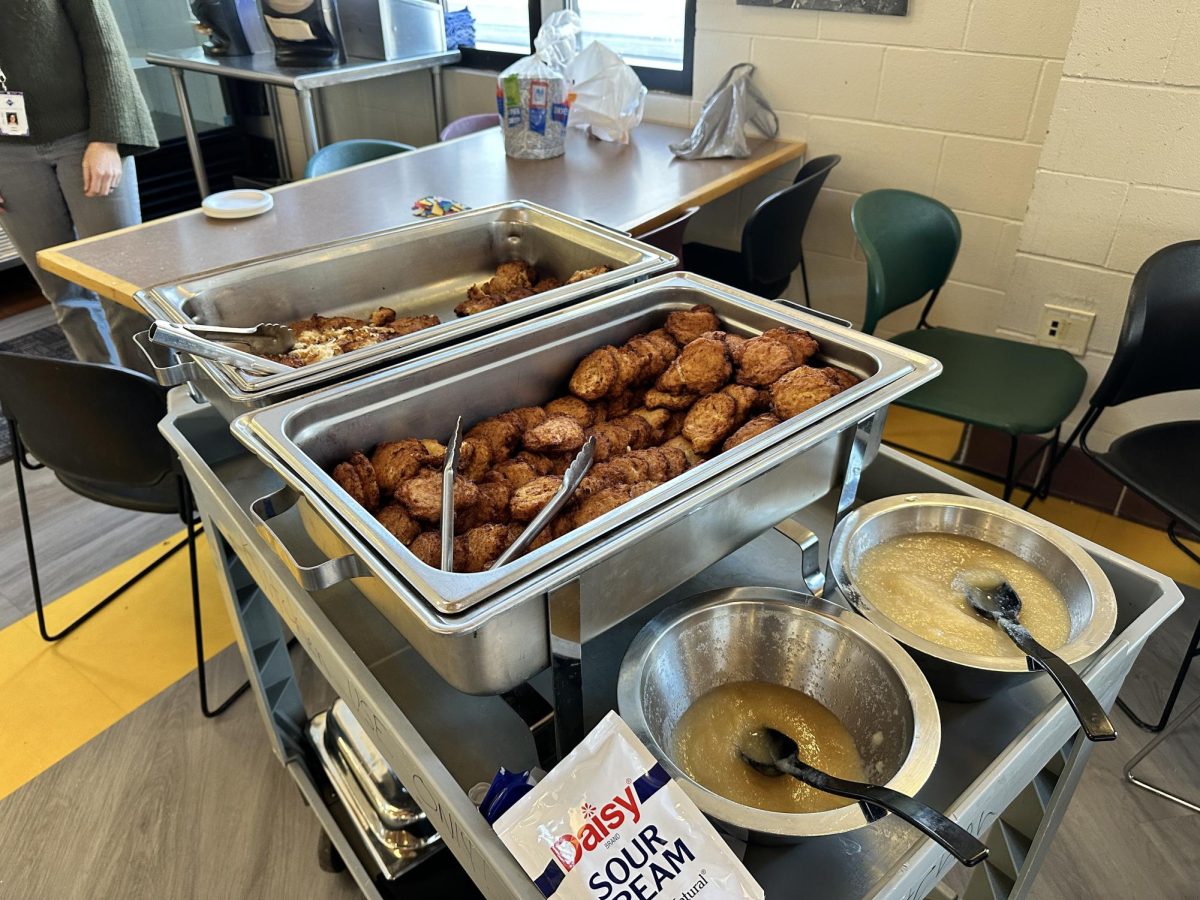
{"left": 450, "top": 1, "right": 695, "bottom": 95}
{"left": 448, "top": 1, "right": 537, "bottom": 70}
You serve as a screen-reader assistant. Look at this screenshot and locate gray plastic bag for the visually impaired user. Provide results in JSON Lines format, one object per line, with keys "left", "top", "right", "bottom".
{"left": 670, "top": 63, "right": 779, "bottom": 160}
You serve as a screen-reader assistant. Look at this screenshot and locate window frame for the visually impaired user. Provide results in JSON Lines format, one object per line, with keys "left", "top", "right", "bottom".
{"left": 451, "top": 0, "right": 697, "bottom": 97}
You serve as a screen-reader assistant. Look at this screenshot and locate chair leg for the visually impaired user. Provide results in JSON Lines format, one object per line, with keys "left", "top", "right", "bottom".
{"left": 180, "top": 477, "right": 250, "bottom": 719}
{"left": 797, "top": 249, "right": 812, "bottom": 308}
{"left": 1001, "top": 434, "right": 1019, "bottom": 503}
{"left": 1117, "top": 602, "right": 1200, "bottom": 733}
{"left": 1168, "top": 521, "right": 1200, "bottom": 566}
{"left": 1023, "top": 412, "right": 1096, "bottom": 511}
{"left": 13, "top": 435, "right": 188, "bottom": 642}
{"left": 1124, "top": 690, "right": 1200, "bottom": 813}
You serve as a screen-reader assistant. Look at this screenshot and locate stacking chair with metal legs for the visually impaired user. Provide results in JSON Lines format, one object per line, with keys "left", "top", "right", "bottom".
{"left": 1024, "top": 243, "right": 1200, "bottom": 775}
{"left": 683, "top": 154, "right": 841, "bottom": 305}
{"left": 851, "top": 189, "right": 1088, "bottom": 502}
{"left": 0, "top": 351, "right": 248, "bottom": 718}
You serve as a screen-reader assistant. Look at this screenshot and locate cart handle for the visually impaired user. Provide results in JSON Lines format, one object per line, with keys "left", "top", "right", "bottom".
{"left": 250, "top": 484, "right": 371, "bottom": 592}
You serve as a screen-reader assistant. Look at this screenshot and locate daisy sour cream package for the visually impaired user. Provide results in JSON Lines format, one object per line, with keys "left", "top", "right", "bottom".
{"left": 494, "top": 712, "right": 763, "bottom": 900}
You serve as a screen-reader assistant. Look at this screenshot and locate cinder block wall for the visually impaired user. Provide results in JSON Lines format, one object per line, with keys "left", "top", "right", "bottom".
{"left": 1003, "top": 1, "right": 1200, "bottom": 448}
{"left": 673, "top": 0, "right": 1079, "bottom": 341}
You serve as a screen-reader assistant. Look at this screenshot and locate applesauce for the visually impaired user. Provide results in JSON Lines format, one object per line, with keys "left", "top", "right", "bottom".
{"left": 671, "top": 681, "right": 867, "bottom": 814}
{"left": 854, "top": 533, "right": 1071, "bottom": 658}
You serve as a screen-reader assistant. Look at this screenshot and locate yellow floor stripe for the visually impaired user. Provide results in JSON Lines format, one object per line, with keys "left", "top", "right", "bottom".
{"left": 883, "top": 408, "right": 1200, "bottom": 588}
{"left": 0, "top": 529, "right": 234, "bottom": 801}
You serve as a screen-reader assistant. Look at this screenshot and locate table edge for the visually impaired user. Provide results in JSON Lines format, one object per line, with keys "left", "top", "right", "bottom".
{"left": 39, "top": 135, "right": 807, "bottom": 310}
{"left": 143, "top": 49, "right": 462, "bottom": 89}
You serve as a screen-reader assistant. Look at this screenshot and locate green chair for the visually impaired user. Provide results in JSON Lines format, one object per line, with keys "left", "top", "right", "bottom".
{"left": 303, "top": 139, "right": 415, "bottom": 178}
{"left": 851, "top": 189, "right": 1087, "bottom": 501}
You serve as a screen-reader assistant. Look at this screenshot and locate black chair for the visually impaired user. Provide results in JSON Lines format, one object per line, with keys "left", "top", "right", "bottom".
{"left": 0, "top": 351, "right": 248, "bottom": 718}
{"left": 682, "top": 154, "right": 841, "bottom": 305}
{"left": 638, "top": 206, "right": 700, "bottom": 268}
{"left": 1028, "top": 240, "right": 1200, "bottom": 732}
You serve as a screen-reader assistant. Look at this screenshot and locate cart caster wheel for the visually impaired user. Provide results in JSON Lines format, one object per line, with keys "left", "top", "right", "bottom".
{"left": 317, "top": 831, "right": 345, "bottom": 874}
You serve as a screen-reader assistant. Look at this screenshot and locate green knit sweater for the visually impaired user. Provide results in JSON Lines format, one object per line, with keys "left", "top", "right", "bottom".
{"left": 0, "top": 0, "right": 158, "bottom": 156}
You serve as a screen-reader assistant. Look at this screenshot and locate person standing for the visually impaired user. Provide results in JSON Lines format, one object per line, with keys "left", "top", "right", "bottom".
{"left": 0, "top": 0, "right": 159, "bottom": 372}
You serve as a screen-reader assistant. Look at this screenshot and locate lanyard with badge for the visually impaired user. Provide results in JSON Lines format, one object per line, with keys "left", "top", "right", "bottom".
{"left": 0, "top": 63, "right": 31, "bottom": 138}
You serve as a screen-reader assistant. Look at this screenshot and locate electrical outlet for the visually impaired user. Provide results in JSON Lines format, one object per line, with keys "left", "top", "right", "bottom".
{"left": 1037, "top": 305, "right": 1095, "bottom": 356}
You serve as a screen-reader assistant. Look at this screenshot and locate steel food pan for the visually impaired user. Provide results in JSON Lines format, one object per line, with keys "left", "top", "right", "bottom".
{"left": 135, "top": 200, "right": 676, "bottom": 415}
{"left": 230, "top": 274, "right": 940, "bottom": 694}
{"left": 234, "top": 273, "right": 940, "bottom": 615}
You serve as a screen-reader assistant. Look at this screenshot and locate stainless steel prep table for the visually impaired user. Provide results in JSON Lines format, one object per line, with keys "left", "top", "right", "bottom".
{"left": 162, "top": 397, "right": 1181, "bottom": 900}
{"left": 145, "top": 46, "right": 461, "bottom": 196}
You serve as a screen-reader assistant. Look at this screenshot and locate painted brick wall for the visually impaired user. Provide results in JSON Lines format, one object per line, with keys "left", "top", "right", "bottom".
{"left": 664, "top": 0, "right": 1080, "bottom": 342}
{"left": 1003, "top": 0, "right": 1200, "bottom": 448}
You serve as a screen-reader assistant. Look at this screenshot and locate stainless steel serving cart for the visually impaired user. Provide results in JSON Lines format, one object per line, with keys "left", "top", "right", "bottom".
{"left": 161, "top": 391, "right": 1181, "bottom": 900}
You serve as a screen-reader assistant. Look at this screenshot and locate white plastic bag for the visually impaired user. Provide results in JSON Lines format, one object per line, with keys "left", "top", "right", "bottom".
{"left": 496, "top": 11, "right": 581, "bottom": 159}
{"left": 566, "top": 42, "right": 647, "bottom": 144}
{"left": 534, "top": 9, "right": 583, "bottom": 73}
{"left": 670, "top": 63, "right": 778, "bottom": 160}
{"left": 494, "top": 711, "right": 764, "bottom": 900}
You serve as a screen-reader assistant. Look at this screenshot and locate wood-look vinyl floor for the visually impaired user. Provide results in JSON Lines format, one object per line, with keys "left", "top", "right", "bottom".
{"left": 0, "top": 461, "right": 181, "bottom": 630}
{"left": 0, "top": 647, "right": 362, "bottom": 900}
{"left": 1029, "top": 588, "right": 1200, "bottom": 900}
{"left": 1, "top": 594, "right": 1197, "bottom": 898}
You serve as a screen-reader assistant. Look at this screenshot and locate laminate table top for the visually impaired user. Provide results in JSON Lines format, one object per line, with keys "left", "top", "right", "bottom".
{"left": 39, "top": 122, "right": 805, "bottom": 311}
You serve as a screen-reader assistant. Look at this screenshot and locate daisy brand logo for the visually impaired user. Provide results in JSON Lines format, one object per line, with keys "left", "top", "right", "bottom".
{"left": 549, "top": 782, "right": 642, "bottom": 871}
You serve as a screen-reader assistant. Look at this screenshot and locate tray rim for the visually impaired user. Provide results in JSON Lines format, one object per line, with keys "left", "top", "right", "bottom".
{"left": 135, "top": 199, "right": 677, "bottom": 403}
{"left": 231, "top": 272, "right": 942, "bottom": 617}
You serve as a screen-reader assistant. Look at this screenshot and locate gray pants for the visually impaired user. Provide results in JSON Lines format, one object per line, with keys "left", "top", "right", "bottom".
{"left": 0, "top": 131, "right": 153, "bottom": 374}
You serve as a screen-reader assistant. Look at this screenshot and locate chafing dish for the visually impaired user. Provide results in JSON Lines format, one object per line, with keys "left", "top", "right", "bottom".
{"left": 617, "top": 588, "right": 941, "bottom": 844}
{"left": 309, "top": 710, "right": 441, "bottom": 879}
{"left": 135, "top": 200, "right": 676, "bottom": 420}
{"left": 828, "top": 493, "right": 1119, "bottom": 701}
{"left": 232, "top": 273, "right": 941, "bottom": 694}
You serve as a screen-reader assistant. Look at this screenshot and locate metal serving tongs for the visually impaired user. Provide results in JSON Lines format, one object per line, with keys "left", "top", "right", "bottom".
{"left": 440, "top": 417, "right": 465, "bottom": 571}
{"left": 490, "top": 436, "right": 597, "bottom": 570}
{"left": 148, "top": 320, "right": 295, "bottom": 376}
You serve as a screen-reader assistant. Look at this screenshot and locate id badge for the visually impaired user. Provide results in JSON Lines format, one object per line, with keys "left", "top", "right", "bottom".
{"left": 0, "top": 92, "right": 29, "bottom": 137}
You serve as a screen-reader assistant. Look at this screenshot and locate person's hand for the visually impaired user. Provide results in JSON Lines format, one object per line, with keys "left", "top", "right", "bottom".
{"left": 82, "top": 142, "right": 123, "bottom": 198}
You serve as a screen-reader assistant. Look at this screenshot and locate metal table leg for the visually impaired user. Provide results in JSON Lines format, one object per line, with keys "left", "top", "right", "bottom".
{"left": 431, "top": 65, "right": 446, "bottom": 138}
{"left": 169, "top": 68, "right": 210, "bottom": 199}
{"left": 296, "top": 87, "right": 322, "bottom": 161}
{"left": 265, "top": 86, "right": 293, "bottom": 182}
{"left": 1124, "top": 691, "right": 1200, "bottom": 813}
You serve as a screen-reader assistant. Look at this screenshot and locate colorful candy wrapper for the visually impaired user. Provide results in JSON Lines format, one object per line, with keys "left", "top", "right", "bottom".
{"left": 412, "top": 196, "right": 467, "bottom": 218}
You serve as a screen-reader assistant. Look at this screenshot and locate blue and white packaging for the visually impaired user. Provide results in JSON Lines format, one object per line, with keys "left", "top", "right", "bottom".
{"left": 494, "top": 712, "right": 763, "bottom": 900}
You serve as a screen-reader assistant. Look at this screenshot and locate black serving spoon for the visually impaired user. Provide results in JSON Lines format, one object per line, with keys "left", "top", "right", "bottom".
{"left": 954, "top": 567, "right": 1117, "bottom": 742}
{"left": 739, "top": 727, "right": 988, "bottom": 867}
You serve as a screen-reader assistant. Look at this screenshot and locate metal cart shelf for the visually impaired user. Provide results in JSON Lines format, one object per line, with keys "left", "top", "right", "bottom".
{"left": 161, "top": 397, "right": 1181, "bottom": 900}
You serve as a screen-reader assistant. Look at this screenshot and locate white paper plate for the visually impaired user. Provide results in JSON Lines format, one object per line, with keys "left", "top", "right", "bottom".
{"left": 202, "top": 189, "right": 274, "bottom": 219}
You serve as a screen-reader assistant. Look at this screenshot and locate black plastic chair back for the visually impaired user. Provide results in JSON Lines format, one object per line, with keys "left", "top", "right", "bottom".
{"left": 0, "top": 352, "right": 173, "bottom": 487}
{"left": 1090, "top": 240, "right": 1200, "bottom": 410}
{"left": 742, "top": 154, "right": 841, "bottom": 287}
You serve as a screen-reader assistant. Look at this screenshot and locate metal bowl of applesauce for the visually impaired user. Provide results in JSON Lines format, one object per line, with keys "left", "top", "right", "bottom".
{"left": 828, "top": 493, "right": 1119, "bottom": 701}
{"left": 616, "top": 587, "right": 941, "bottom": 844}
